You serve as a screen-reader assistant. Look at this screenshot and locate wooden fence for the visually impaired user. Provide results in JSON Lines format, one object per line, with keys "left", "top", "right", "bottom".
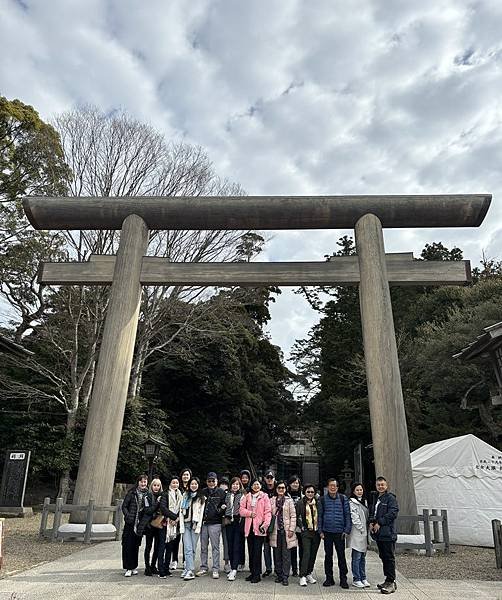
{"left": 493, "top": 519, "right": 502, "bottom": 569}
{"left": 39, "top": 497, "right": 123, "bottom": 543}
{"left": 393, "top": 509, "right": 449, "bottom": 556}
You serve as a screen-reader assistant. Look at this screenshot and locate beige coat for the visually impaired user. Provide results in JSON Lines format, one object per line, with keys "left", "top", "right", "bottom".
{"left": 269, "top": 496, "right": 298, "bottom": 549}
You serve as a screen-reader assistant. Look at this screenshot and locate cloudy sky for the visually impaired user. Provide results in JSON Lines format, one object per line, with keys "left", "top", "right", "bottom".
{"left": 2, "top": 0, "right": 502, "bottom": 362}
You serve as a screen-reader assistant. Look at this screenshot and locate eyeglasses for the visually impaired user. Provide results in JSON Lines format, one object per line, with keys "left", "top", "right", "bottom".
{"left": 207, "top": 478, "right": 216, "bottom": 482}
{"left": 305, "top": 490, "right": 315, "bottom": 494}
{"left": 276, "top": 486, "right": 286, "bottom": 490}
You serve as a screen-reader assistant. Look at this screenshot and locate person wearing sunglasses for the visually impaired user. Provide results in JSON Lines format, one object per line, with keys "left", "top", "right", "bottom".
{"left": 269, "top": 481, "right": 297, "bottom": 586}
{"left": 296, "top": 484, "right": 322, "bottom": 586}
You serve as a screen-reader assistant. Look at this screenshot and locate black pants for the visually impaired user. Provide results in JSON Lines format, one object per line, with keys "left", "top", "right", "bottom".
{"left": 122, "top": 523, "right": 142, "bottom": 570}
{"left": 376, "top": 540, "right": 396, "bottom": 583}
{"left": 323, "top": 532, "right": 348, "bottom": 582}
{"left": 225, "top": 518, "right": 243, "bottom": 570}
{"left": 144, "top": 526, "right": 160, "bottom": 570}
{"left": 247, "top": 530, "right": 264, "bottom": 580}
{"left": 239, "top": 519, "right": 246, "bottom": 565}
{"left": 273, "top": 530, "right": 291, "bottom": 580}
{"left": 158, "top": 531, "right": 179, "bottom": 576}
{"left": 300, "top": 530, "right": 320, "bottom": 577}
{"left": 290, "top": 533, "right": 303, "bottom": 574}
{"left": 171, "top": 531, "right": 181, "bottom": 563}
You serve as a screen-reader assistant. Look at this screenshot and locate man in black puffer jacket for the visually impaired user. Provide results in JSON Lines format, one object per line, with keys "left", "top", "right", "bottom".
{"left": 369, "top": 477, "right": 399, "bottom": 595}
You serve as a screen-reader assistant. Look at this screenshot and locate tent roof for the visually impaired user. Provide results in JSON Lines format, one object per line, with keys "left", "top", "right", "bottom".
{"left": 411, "top": 434, "right": 502, "bottom": 478}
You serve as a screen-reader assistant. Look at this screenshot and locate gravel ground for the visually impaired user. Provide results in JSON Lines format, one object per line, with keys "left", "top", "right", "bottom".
{"left": 0, "top": 514, "right": 97, "bottom": 578}
{"left": 396, "top": 544, "right": 502, "bottom": 581}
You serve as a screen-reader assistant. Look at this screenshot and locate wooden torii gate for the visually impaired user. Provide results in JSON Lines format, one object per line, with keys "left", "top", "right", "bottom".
{"left": 24, "top": 194, "right": 491, "bottom": 523}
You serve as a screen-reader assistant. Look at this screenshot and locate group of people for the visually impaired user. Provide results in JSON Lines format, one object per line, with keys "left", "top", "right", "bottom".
{"left": 121, "top": 468, "right": 399, "bottom": 594}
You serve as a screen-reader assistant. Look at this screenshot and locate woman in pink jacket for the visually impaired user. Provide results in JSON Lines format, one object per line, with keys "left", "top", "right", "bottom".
{"left": 239, "top": 478, "right": 272, "bottom": 583}
{"left": 269, "top": 481, "right": 298, "bottom": 586}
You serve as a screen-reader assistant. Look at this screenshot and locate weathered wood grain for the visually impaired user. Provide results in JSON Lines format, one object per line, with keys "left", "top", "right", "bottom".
{"left": 38, "top": 256, "right": 471, "bottom": 286}
{"left": 71, "top": 214, "right": 149, "bottom": 523}
{"left": 23, "top": 194, "right": 491, "bottom": 230}
{"left": 355, "top": 213, "right": 418, "bottom": 531}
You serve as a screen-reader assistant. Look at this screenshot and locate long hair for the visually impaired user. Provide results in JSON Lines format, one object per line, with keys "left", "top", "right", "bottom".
{"left": 185, "top": 476, "right": 205, "bottom": 502}
{"left": 350, "top": 482, "right": 367, "bottom": 504}
{"left": 179, "top": 467, "right": 192, "bottom": 491}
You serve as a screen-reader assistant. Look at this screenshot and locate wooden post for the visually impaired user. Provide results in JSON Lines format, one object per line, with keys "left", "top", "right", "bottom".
{"left": 493, "top": 519, "right": 502, "bottom": 568}
{"left": 442, "top": 509, "right": 450, "bottom": 554}
{"left": 423, "top": 509, "right": 432, "bottom": 556}
{"left": 432, "top": 508, "right": 440, "bottom": 542}
{"left": 72, "top": 214, "right": 149, "bottom": 522}
{"left": 0, "top": 518, "right": 4, "bottom": 571}
{"left": 114, "top": 499, "right": 123, "bottom": 540}
{"left": 39, "top": 497, "right": 50, "bottom": 536}
{"left": 355, "top": 213, "right": 418, "bottom": 532}
{"left": 53, "top": 497, "right": 63, "bottom": 540}
{"left": 84, "top": 499, "right": 94, "bottom": 544}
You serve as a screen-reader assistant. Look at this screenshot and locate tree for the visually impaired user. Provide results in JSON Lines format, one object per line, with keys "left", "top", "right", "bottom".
{"left": 143, "top": 287, "right": 298, "bottom": 475}
{"left": 1, "top": 103, "right": 252, "bottom": 499}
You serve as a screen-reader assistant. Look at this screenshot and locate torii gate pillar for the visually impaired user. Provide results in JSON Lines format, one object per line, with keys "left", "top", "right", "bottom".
{"left": 71, "top": 214, "right": 149, "bottom": 521}
{"left": 355, "top": 213, "right": 417, "bottom": 521}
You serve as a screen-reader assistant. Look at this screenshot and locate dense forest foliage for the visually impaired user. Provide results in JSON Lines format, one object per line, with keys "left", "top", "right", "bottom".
{"left": 293, "top": 237, "right": 502, "bottom": 479}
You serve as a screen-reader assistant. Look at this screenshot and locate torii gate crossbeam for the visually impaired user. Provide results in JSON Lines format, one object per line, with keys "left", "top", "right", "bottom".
{"left": 23, "top": 194, "right": 492, "bottom": 527}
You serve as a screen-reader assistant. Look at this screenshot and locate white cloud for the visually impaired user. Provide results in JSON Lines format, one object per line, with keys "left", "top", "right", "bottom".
{"left": 2, "top": 0, "right": 502, "bottom": 366}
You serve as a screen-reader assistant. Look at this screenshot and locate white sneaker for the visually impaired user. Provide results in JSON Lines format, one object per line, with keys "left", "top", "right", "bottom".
{"left": 124, "top": 570, "right": 132, "bottom": 577}
{"left": 131, "top": 570, "right": 138, "bottom": 576}
{"left": 184, "top": 570, "right": 195, "bottom": 580}
{"left": 299, "top": 577, "right": 307, "bottom": 586}
{"left": 237, "top": 564, "right": 244, "bottom": 572}
{"left": 196, "top": 569, "right": 208, "bottom": 576}
{"left": 170, "top": 561, "right": 178, "bottom": 570}
{"left": 212, "top": 571, "right": 220, "bottom": 579}
{"left": 362, "top": 579, "right": 371, "bottom": 587}
{"left": 227, "top": 569, "right": 237, "bottom": 581}
{"left": 180, "top": 569, "right": 187, "bottom": 578}
{"left": 224, "top": 561, "right": 231, "bottom": 573}
{"left": 353, "top": 580, "right": 365, "bottom": 588}
{"left": 306, "top": 573, "right": 317, "bottom": 584}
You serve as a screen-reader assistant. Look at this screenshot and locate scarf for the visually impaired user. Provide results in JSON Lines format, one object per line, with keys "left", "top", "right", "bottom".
{"left": 276, "top": 495, "right": 286, "bottom": 530}
{"left": 225, "top": 491, "right": 243, "bottom": 517}
{"left": 165, "top": 487, "right": 182, "bottom": 541}
{"left": 181, "top": 491, "right": 196, "bottom": 511}
{"left": 305, "top": 499, "right": 317, "bottom": 531}
{"left": 133, "top": 488, "right": 149, "bottom": 534}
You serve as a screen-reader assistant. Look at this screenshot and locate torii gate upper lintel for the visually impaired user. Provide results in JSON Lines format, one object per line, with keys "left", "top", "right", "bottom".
{"left": 23, "top": 194, "right": 492, "bottom": 526}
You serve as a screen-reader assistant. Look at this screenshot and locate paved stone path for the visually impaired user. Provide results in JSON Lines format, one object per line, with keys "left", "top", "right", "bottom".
{"left": 0, "top": 541, "right": 500, "bottom": 600}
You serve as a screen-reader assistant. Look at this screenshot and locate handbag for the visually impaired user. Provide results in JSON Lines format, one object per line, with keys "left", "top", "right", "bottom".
{"left": 267, "top": 514, "right": 276, "bottom": 534}
{"left": 150, "top": 514, "right": 165, "bottom": 529}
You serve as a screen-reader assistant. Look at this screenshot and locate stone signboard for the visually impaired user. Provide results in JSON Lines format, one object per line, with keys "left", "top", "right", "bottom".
{"left": 0, "top": 450, "right": 31, "bottom": 508}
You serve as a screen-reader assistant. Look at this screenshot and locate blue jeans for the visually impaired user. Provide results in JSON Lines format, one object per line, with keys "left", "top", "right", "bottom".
{"left": 351, "top": 549, "right": 366, "bottom": 582}
{"left": 183, "top": 523, "right": 199, "bottom": 572}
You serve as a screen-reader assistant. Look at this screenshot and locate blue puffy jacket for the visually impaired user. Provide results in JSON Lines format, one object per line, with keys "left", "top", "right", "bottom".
{"left": 319, "top": 492, "right": 351, "bottom": 534}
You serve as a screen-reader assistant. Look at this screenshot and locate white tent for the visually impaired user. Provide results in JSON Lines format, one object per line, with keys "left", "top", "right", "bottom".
{"left": 411, "top": 434, "right": 502, "bottom": 547}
